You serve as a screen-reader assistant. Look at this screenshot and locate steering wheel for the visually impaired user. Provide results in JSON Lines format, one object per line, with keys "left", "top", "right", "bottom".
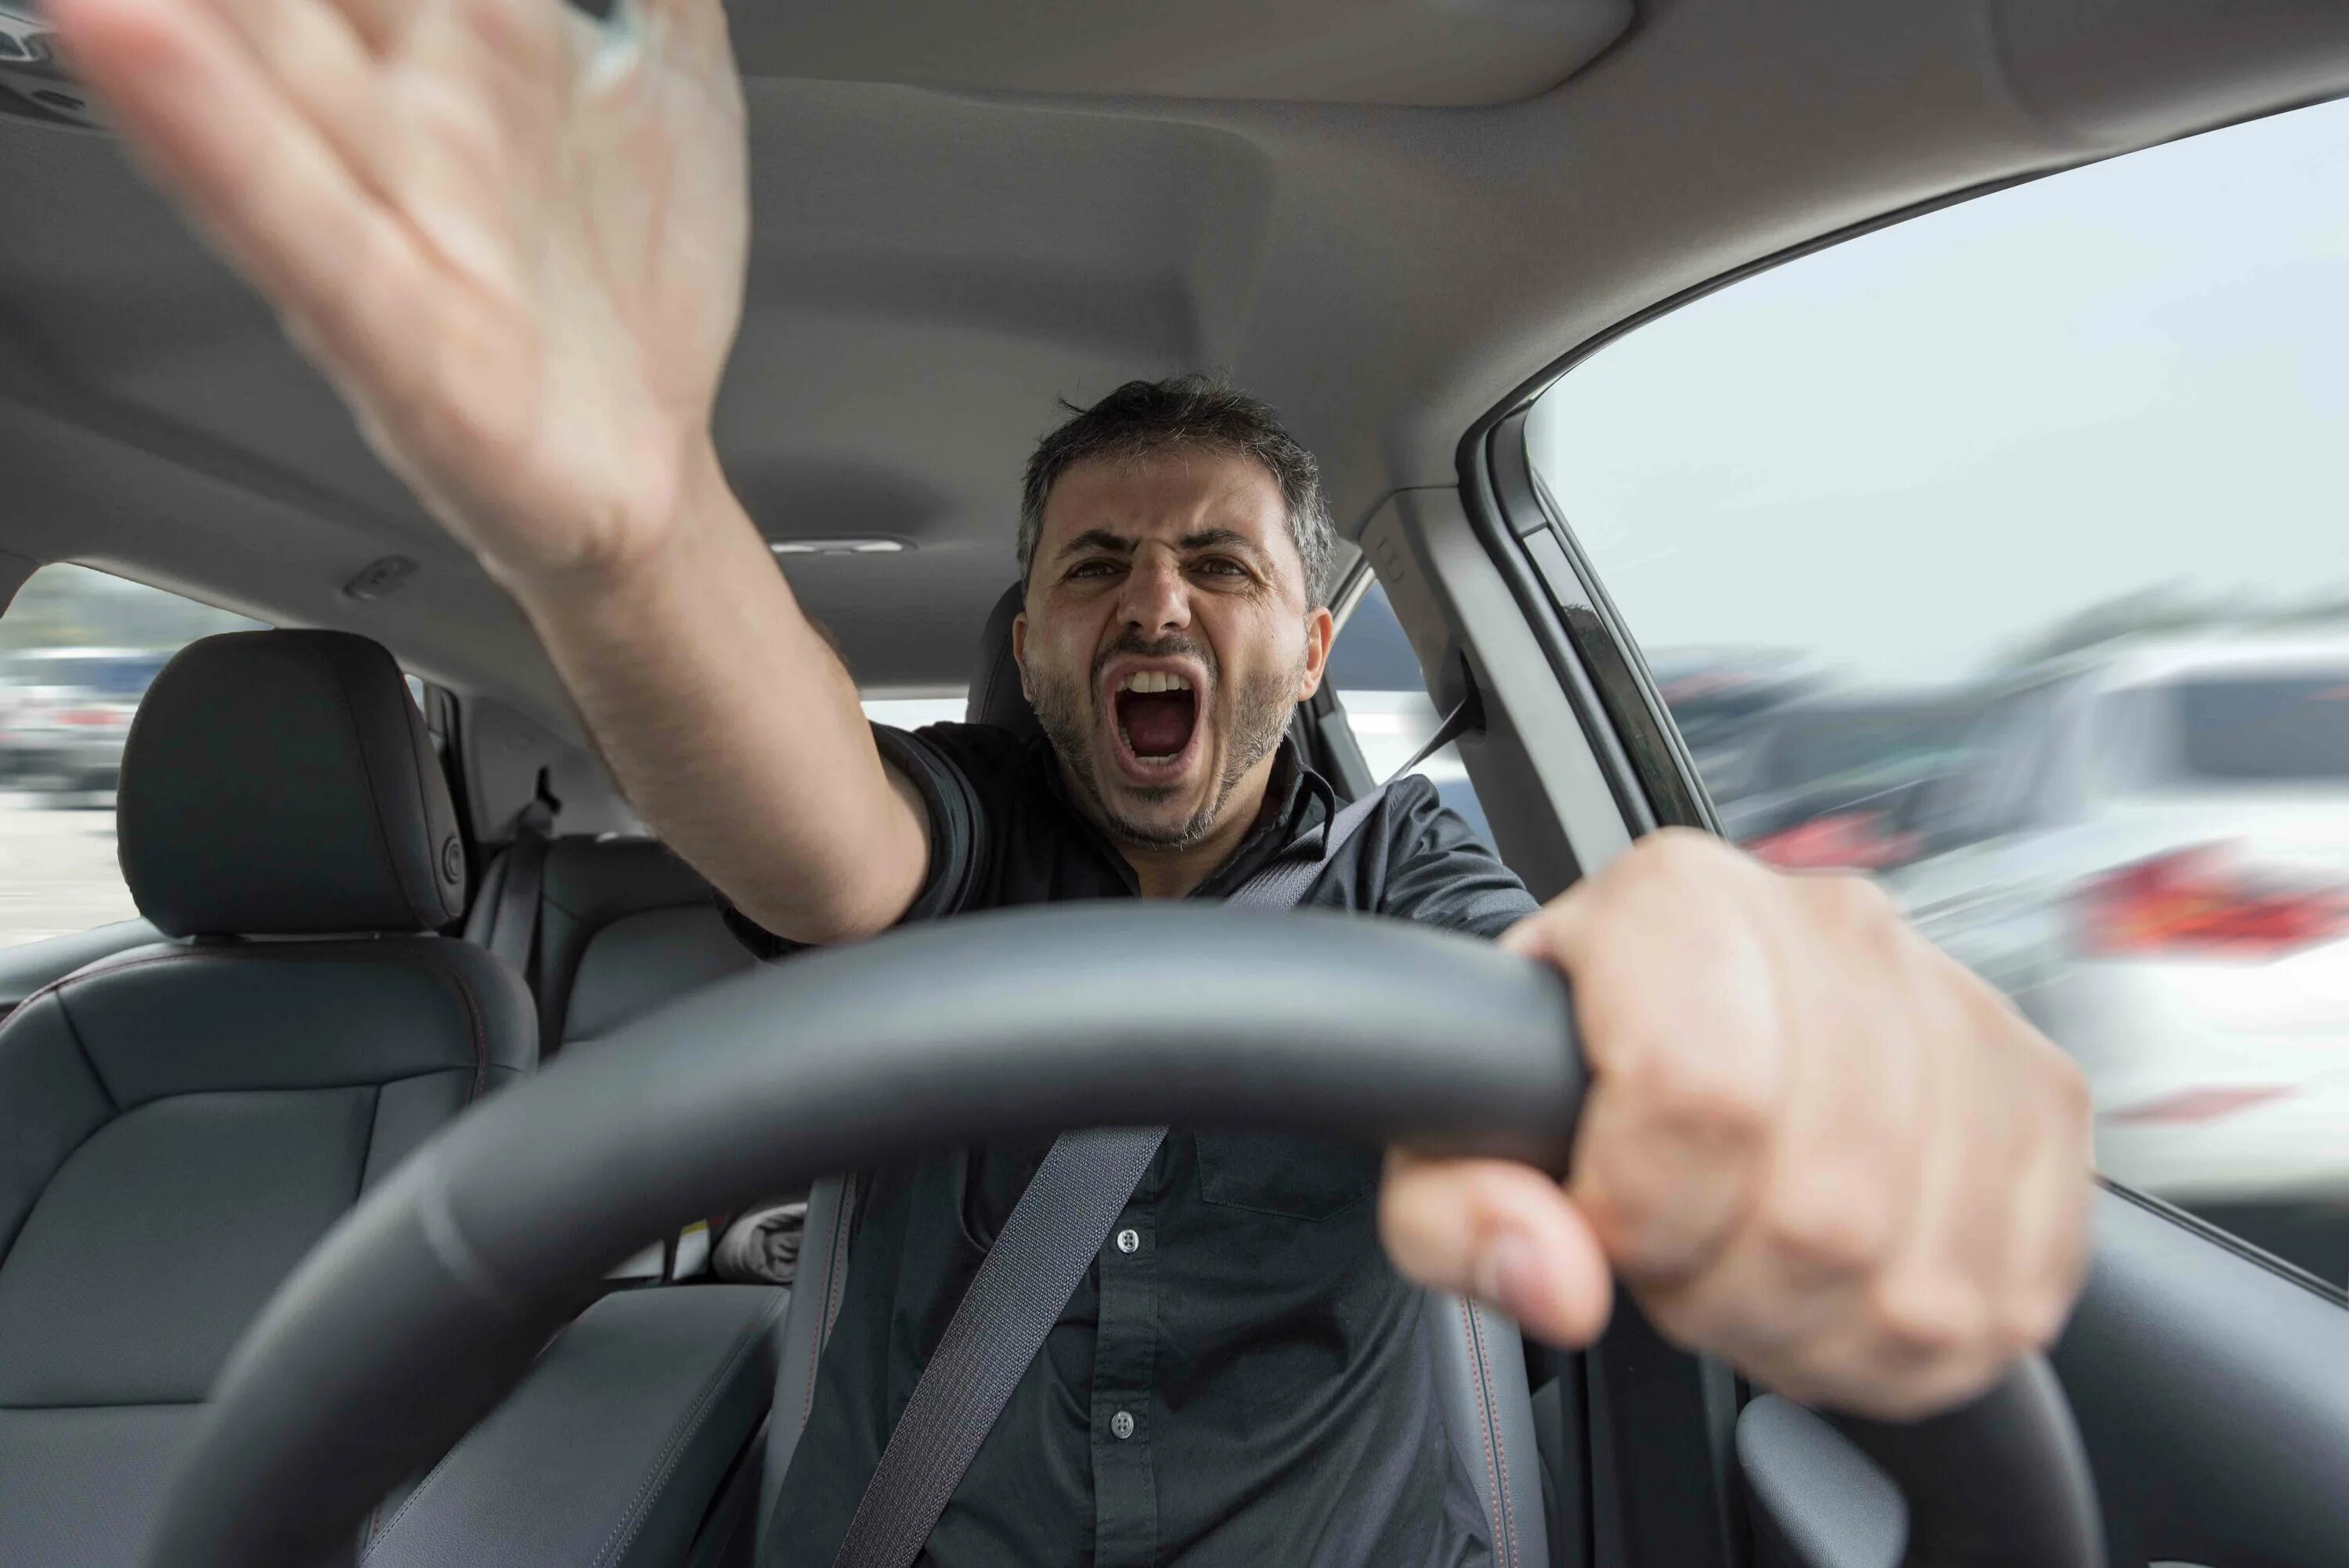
{"left": 141, "top": 905, "right": 2104, "bottom": 1568}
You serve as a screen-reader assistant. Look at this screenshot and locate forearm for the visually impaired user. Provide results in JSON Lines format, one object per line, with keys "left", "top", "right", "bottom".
{"left": 503, "top": 442, "right": 928, "bottom": 945}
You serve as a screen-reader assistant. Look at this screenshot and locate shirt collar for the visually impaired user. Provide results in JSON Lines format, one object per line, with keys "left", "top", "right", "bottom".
{"left": 1025, "top": 732, "right": 1338, "bottom": 899}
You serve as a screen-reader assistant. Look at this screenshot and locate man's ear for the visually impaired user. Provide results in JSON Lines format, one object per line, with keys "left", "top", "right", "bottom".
{"left": 1295, "top": 605, "right": 1337, "bottom": 701}
{"left": 1012, "top": 611, "right": 1031, "bottom": 700}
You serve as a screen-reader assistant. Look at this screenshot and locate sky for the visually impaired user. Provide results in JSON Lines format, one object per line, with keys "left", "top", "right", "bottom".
{"left": 1526, "top": 94, "right": 2349, "bottom": 688}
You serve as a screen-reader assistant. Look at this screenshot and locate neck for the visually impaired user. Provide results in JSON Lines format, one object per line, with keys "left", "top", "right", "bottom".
{"left": 1066, "top": 753, "right": 1283, "bottom": 900}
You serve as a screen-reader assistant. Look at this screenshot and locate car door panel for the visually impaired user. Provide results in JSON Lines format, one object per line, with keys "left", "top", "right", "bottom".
{"left": 1734, "top": 1184, "right": 2349, "bottom": 1568}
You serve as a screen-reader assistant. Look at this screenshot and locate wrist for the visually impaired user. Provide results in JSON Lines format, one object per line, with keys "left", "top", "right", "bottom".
{"left": 492, "top": 433, "right": 741, "bottom": 619}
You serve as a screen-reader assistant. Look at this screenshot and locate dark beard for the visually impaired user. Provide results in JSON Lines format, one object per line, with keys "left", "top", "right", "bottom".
{"left": 1027, "top": 632, "right": 1300, "bottom": 851}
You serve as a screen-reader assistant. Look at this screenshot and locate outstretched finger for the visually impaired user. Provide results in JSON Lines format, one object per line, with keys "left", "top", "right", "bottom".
{"left": 47, "top": 0, "right": 431, "bottom": 399}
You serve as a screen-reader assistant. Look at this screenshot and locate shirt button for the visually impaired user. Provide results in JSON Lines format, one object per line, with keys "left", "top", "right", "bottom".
{"left": 1110, "top": 1409, "right": 1136, "bottom": 1440}
{"left": 1115, "top": 1227, "right": 1141, "bottom": 1255}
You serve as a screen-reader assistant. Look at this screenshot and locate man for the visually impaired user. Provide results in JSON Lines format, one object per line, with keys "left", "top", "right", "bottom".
{"left": 50, "top": 0, "right": 2093, "bottom": 1563}
{"left": 734, "top": 376, "right": 1574, "bottom": 1562}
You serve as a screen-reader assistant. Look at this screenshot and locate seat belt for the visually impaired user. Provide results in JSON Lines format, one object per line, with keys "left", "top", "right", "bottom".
{"left": 827, "top": 785, "right": 1391, "bottom": 1568}
{"left": 484, "top": 776, "right": 557, "bottom": 982}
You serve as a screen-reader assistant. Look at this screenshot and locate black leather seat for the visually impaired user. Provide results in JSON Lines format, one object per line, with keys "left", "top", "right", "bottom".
{"left": 0, "top": 629, "right": 535, "bottom": 1566}
{"left": 758, "top": 586, "right": 1552, "bottom": 1567}
{"left": 467, "top": 836, "right": 753, "bottom": 1058}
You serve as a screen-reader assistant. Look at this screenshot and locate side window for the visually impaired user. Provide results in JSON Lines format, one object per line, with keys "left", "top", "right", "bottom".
{"left": 1324, "top": 579, "right": 1492, "bottom": 845}
{"left": 0, "top": 565, "right": 261, "bottom": 946}
{"left": 1527, "top": 98, "right": 2349, "bottom": 1284}
{"left": 861, "top": 695, "right": 970, "bottom": 730}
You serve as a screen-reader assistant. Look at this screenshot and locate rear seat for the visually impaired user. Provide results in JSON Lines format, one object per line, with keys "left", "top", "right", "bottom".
{"left": 542, "top": 840, "right": 756, "bottom": 1049}
{"left": 466, "top": 835, "right": 754, "bottom": 1059}
{"left": 467, "top": 831, "right": 764, "bottom": 1281}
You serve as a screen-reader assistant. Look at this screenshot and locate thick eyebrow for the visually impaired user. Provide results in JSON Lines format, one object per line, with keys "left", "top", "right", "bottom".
{"left": 1055, "top": 528, "right": 1135, "bottom": 561}
{"left": 1053, "top": 527, "right": 1270, "bottom": 562}
{"left": 1174, "top": 528, "right": 1266, "bottom": 561}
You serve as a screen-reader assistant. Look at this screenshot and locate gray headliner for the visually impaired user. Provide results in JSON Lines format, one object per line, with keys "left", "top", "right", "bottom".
{"left": 4, "top": 0, "right": 2348, "bottom": 744}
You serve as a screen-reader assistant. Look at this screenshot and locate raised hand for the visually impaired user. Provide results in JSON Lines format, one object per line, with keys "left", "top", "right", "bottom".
{"left": 48, "top": 0, "right": 750, "bottom": 589}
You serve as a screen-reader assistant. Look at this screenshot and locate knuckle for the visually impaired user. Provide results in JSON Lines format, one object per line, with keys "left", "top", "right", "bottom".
{"left": 1622, "top": 1046, "right": 1771, "bottom": 1148}
{"left": 1755, "top": 1180, "right": 1889, "bottom": 1276}
{"left": 1868, "top": 1271, "right": 1988, "bottom": 1361}
{"left": 1810, "top": 871, "right": 1900, "bottom": 937}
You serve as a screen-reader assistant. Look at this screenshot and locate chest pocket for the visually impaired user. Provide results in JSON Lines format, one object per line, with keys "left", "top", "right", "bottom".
{"left": 1194, "top": 1134, "right": 1382, "bottom": 1222}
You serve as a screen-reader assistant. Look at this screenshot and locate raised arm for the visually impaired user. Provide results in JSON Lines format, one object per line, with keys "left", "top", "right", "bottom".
{"left": 49, "top": 0, "right": 927, "bottom": 943}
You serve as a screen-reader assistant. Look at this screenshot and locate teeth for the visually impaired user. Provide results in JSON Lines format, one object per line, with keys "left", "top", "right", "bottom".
{"left": 1120, "top": 671, "right": 1193, "bottom": 694}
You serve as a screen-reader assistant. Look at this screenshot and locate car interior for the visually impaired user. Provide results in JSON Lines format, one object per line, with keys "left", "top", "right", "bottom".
{"left": 3, "top": 2, "right": 2348, "bottom": 1566}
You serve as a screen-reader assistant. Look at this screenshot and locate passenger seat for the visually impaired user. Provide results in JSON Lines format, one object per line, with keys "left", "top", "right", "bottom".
{"left": 0, "top": 630, "right": 534, "bottom": 1566}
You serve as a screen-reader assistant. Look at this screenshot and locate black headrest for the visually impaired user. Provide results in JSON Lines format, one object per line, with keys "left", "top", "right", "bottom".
{"left": 965, "top": 582, "right": 1043, "bottom": 738}
{"left": 117, "top": 630, "right": 467, "bottom": 936}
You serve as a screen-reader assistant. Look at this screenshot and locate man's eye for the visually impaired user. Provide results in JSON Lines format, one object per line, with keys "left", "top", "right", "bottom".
{"left": 1193, "top": 558, "right": 1247, "bottom": 577}
{"left": 1068, "top": 560, "right": 1120, "bottom": 579}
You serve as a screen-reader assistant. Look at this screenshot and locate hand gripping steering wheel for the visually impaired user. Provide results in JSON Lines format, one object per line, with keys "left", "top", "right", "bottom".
{"left": 139, "top": 905, "right": 2105, "bottom": 1568}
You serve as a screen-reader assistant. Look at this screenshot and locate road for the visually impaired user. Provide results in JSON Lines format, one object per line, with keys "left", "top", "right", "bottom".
{"left": 0, "top": 790, "right": 139, "bottom": 947}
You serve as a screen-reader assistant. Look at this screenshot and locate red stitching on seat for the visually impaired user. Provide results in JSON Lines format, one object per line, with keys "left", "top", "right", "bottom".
{"left": 9, "top": 943, "right": 495, "bottom": 1105}
{"left": 1467, "top": 1303, "right": 1518, "bottom": 1568}
{"left": 1458, "top": 1297, "right": 1506, "bottom": 1566}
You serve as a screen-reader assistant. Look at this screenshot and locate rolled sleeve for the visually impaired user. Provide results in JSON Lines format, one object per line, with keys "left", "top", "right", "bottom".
{"left": 719, "top": 723, "right": 988, "bottom": 961}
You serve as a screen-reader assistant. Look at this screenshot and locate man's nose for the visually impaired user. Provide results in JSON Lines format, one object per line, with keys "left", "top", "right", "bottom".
{"left": 1117, "top": 550, "right": 1192, "bottom": 636}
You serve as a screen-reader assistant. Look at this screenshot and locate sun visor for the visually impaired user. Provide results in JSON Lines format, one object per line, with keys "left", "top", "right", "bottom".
{"left": 724, "top": 0, "right": 1634, "bottom": 108}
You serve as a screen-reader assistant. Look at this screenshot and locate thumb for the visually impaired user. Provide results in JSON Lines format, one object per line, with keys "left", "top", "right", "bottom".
{"left": 1380, "top": 1150, "right": 1614, "bottom": 1346}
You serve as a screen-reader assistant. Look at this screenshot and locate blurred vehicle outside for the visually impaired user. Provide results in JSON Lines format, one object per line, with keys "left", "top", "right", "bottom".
{"left": 0, "top": 646, "right": 168, "bottom": 800}
{"left": 1891, "top": 634, "right": 2349, "bottom": 1235}
{"left": 1644, "top": 646, "right": 1825, "bottom": 809}
{"left": 0, "top": 566, "right": 264, "bottom": 945}
{"left": 1719, "top": 687, "right": 1990, "bottom": 871}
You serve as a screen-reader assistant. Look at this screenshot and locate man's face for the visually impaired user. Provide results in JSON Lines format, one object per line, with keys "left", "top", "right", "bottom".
{"left": 1015, "top": 449, "right": 1333, "bottom": 849}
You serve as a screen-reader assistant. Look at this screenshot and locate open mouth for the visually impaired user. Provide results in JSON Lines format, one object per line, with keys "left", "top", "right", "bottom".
{"left": 1110, "top": 668, "right": 1201, "bottom": 775}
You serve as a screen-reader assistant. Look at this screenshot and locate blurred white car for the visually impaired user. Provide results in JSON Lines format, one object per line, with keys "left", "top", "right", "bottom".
{"left": 1893, "top": 632, "right": 2349, "bottom": 1208}
{"left": 0, "top": 647, "right": 168, "bottom": 796}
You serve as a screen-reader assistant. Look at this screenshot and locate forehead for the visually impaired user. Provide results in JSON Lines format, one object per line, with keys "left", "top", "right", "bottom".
{"left": 1037, "top": 447, "right": 1289, "bottom": 553}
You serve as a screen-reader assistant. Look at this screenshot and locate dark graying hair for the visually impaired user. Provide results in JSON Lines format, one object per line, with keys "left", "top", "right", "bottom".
{"left": 1017, "top": 376, "right": 1337, "bottom": 607}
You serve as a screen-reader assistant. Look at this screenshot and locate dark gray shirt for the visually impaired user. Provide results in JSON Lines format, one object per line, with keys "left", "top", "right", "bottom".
{"left": 731, "top": 722, "right": 1540, "bottom": 1566}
